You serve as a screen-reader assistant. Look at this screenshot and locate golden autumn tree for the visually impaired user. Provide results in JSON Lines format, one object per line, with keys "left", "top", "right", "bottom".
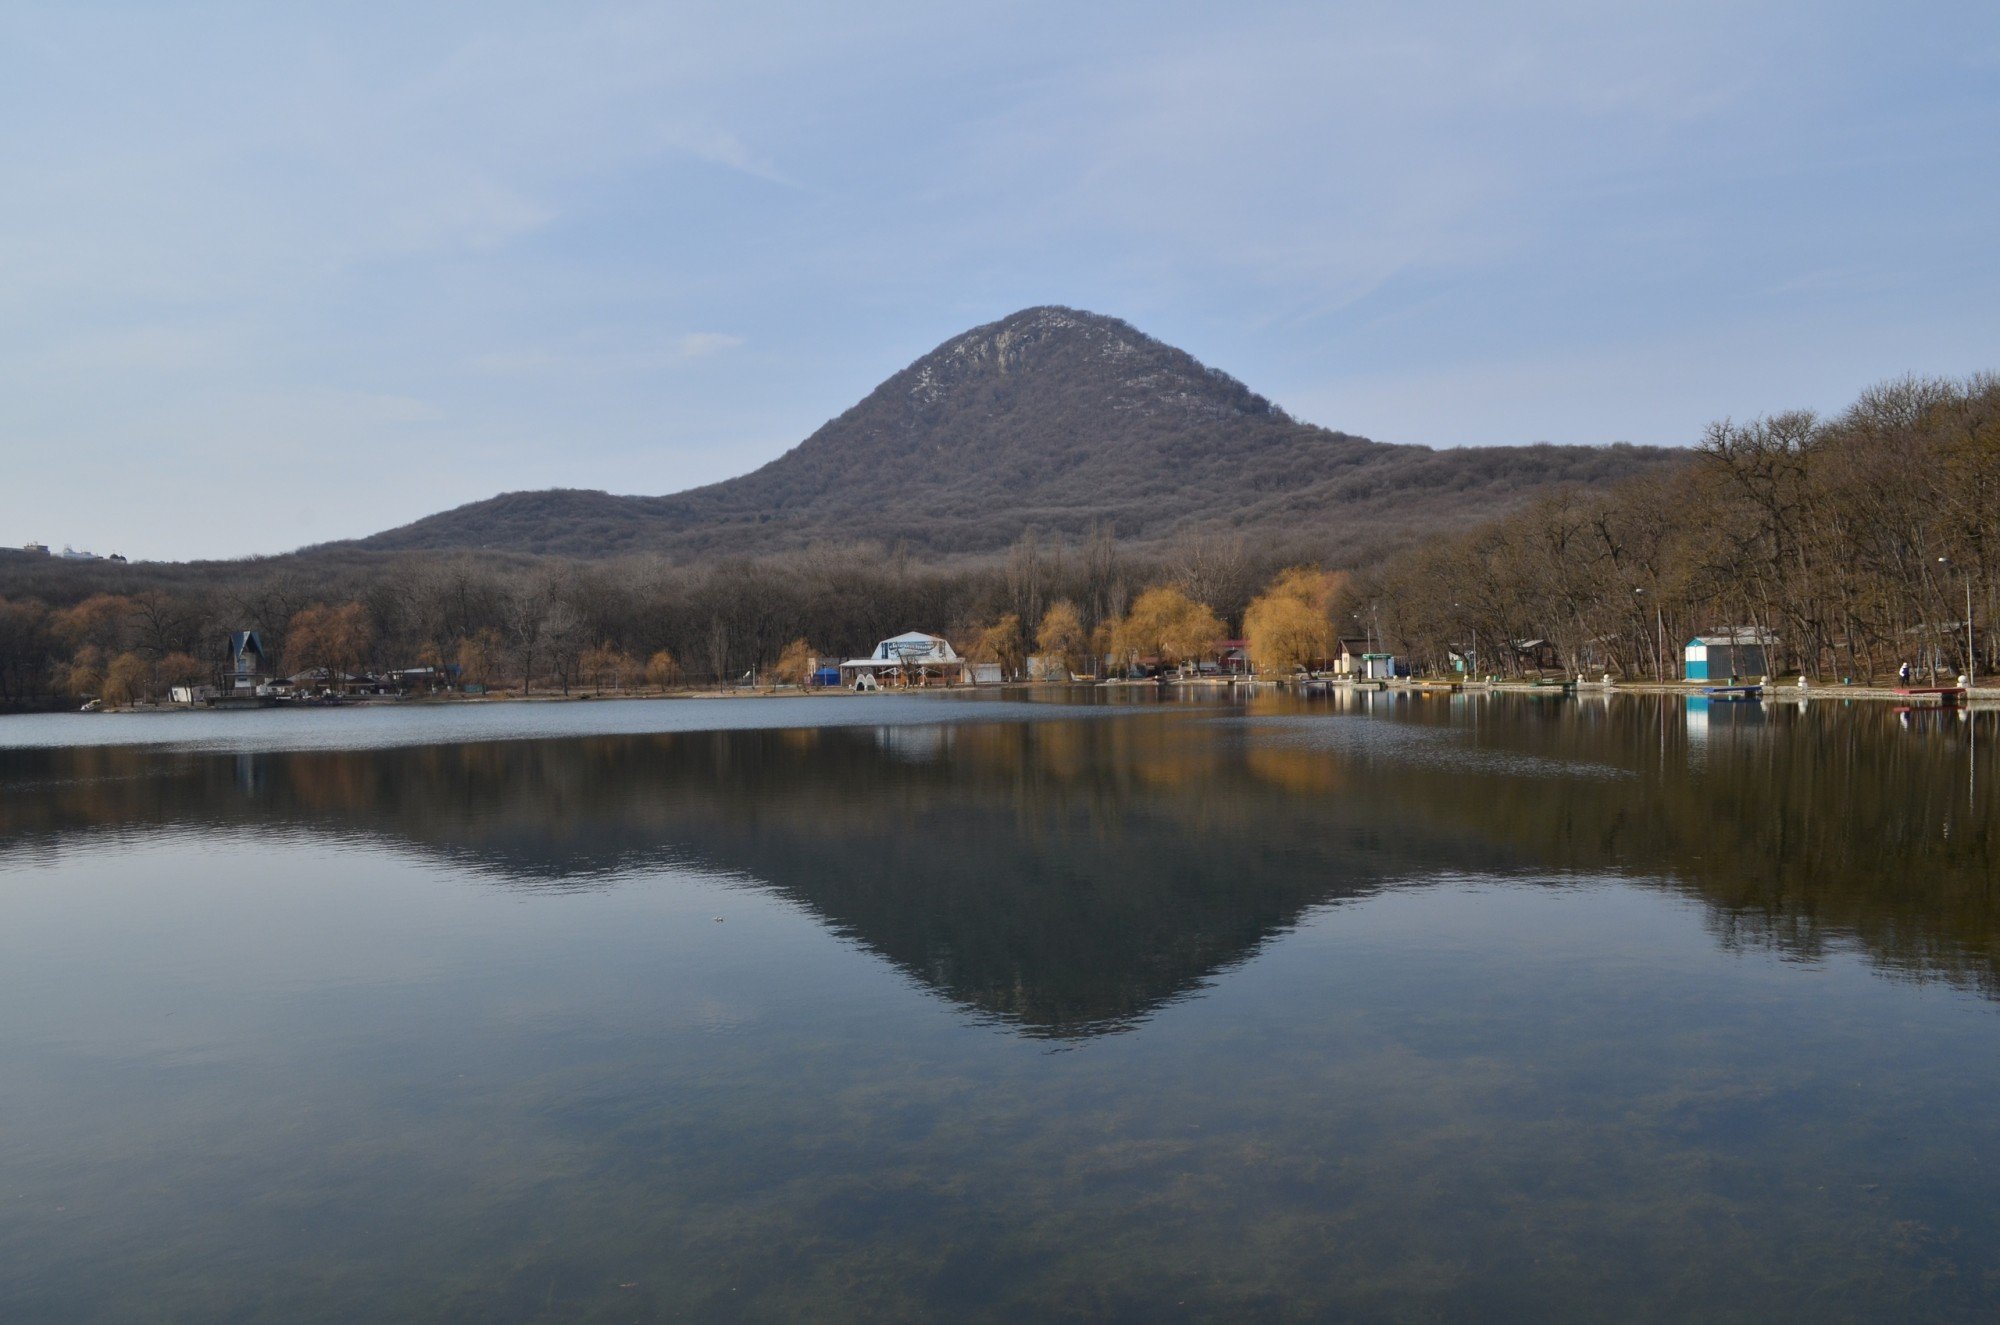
{"left": 60, "top": 644, "right": 108, "bottom": 698}
{"left": 52, "top": 594, "right": 138, "bottom": 654}
{"left": 1244, "top": 565, "right": 1339, "bottom": 674}
{"left": 1035, "top": 600, "right": 1087, "bottom": 679}
{"left": 772, "top": 638, "right": 816, "bottom": 686}
{"left": 1113, "top": 586, "right": 1227, "bottom": 672}
{"left": 156, "top": 652, "right": 209, "bottom": 689}
{"left": 645, "top": 649, "right": 681, "bottom": 691}
{"left": 580, "top": 642, "right": 640, "bottom": 693}
{"left": 971, "top": 614, "right": 1026, "bottom": 679}
{"left": 286, "top": 602, "right": 374, "bottom": 687}
{"left": 1089, "top": 621, "right": 1117, "bottom": 675}
{"left": 456, "top": 629, "right": 502, "bottom": 689}
{"left": 100, "top": 651, "right": 155, "bottom": 707}
{"left": 53, "top": 595, "right": 138, "bottom": 696}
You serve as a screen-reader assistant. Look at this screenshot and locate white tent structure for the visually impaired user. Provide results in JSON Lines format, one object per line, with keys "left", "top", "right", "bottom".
{"left": 839, "top": 632, "right": 965, "bottom": 688}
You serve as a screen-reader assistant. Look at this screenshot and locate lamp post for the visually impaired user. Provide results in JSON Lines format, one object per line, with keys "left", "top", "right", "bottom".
{"left": 1351, "top": 606, "right": 1382, "bottom": 677}
{"left": 1938, "top": 557, "right": 1975, "bottom": 690}
{"left": 1635, "top": 588, "right": 1665, "bottom": 681}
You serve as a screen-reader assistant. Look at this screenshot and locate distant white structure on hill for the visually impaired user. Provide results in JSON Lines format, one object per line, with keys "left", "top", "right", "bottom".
{"left": 39, "top": 545, "right": 128, "bottom": 562}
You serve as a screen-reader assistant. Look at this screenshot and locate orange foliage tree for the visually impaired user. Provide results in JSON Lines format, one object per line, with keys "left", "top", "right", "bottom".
{"left": 772, "top": 638, "right": 816, "bottom": 686}
{"left": 580, "top": 642, "right": 641, "bottom": 693}
{"left": 1112, "top": 586, "right": 1227, "bottom": 672}
{"left": 645, "top": 650, "right": 681, "bottom": 691}
{"left": 101, "top": 652, "right": 155, "bottom": 707}
{"left": 1035, "top": 600, "right": 1088, "bottom": 679}
{"left": 1244, "top": 566, "right": 1339, "bottom": 674}
{"left": 286, "top": 602, "right": 375, "bottom": 687}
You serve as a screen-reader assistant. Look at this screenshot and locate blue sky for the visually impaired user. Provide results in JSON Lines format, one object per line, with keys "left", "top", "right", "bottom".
{"left": 4, "top": 2, "right": 1996, "bottom": 561}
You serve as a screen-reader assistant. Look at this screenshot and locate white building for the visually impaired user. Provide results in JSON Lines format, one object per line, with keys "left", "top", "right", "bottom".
{"left": 838, "top": 632, "right": 967, "bottom": 688}
{"left": 227, "top": 631, "right": 270, "bottom": 692}
{"left": 1684, "top": 628, "right": 1777, "bottom": 682}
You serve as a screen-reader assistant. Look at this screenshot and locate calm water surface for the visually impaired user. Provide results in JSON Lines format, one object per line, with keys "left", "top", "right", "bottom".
{"left": 2, "top": 689, "right": 1998, "bottom": 1321}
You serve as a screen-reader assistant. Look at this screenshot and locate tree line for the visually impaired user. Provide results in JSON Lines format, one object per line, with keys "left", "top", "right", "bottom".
{"left": 3, "top": 372, "right": 1991, "bottom": 708}
{"left": 1367, "top": 374, "right": 1999, "bottom": 681}
{"left": 0, "top": 528, "right": 1333, "bottom": 707}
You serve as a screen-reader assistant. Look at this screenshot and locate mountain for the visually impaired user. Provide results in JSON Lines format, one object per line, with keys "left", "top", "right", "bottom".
{"left": 338, "top": 306, "right": 1684, "bottom": 564}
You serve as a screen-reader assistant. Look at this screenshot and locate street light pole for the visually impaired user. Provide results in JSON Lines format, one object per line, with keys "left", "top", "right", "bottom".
{"left": 1635, "top": 588, "right": 1665, "bottom": 681}
{"left": 1940, "top": 557, "right": 1976, "bottom": 690}
{"left": 1633, "top": 588, "right": 1645, "bottom": 679}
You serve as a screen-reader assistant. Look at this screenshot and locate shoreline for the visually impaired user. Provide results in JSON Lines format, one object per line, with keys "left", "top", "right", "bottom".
{"left": 27, "top": 685, "right": 1006, "bottom": 717}
{"left": 1373, "top": 677, "right": 2000, "bottom": 706}
{"left": 22, "top": 675, "right": 2000, "bottom": 717}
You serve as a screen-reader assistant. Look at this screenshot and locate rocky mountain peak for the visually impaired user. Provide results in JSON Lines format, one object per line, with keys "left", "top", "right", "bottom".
{"left": 895, "top": 305, "right": 1281, "bottom": 424}
{"left": 338, "top": 306, "right": 1681, "bottom": 563}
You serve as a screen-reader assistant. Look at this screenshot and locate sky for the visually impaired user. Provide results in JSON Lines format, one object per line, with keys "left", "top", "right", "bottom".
{"left": 3, "top": 2, "right": 1997, "bottom": 562}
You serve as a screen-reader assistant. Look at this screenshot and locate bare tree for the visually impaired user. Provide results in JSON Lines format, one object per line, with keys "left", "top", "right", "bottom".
{"left": 707, "top": 615, "right": 731, "bottom": 687}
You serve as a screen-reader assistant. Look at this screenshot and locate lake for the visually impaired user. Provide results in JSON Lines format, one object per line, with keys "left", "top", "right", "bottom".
{"left": 2, "top": 688, "right": 1998, "bottom": 1322}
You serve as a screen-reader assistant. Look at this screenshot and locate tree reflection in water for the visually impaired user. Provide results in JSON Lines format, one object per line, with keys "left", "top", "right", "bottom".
{"left": 4, "top": 691, "right": 1995, "bottom": 1033}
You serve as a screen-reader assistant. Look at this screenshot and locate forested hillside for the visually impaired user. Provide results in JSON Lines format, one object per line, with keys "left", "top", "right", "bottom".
{"left": 338, "top": 307, "right": 1681, "bottom": 564}
{"left": 1374, "top": 374, "right": 2000, "bottom": 681}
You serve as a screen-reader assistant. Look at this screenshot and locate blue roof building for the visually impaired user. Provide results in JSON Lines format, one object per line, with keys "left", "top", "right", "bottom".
{"left": 227, "top": 631, "right": 269, "bottom": 690}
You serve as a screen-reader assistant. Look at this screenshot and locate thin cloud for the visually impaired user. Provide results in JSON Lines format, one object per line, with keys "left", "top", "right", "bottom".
{"left": 674, "top": 332, "right": 746, "bottom": 359}
{"left": 659, "top": 122, "right": 798, "bottom": 188}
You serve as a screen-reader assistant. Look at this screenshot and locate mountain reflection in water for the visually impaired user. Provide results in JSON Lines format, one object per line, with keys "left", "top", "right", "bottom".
{"left": 4, "top": 691, "right": 1996, "bottom": 1034}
